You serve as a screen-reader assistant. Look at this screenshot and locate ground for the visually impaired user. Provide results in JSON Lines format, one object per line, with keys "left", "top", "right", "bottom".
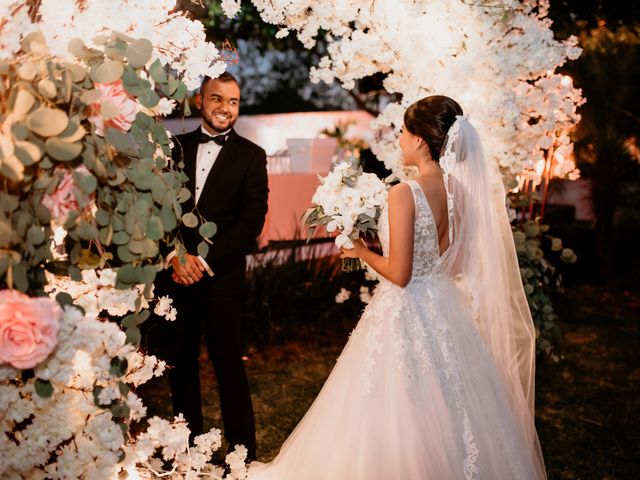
{"left": 139, "top": 284, "right": 639, "bottom": 479}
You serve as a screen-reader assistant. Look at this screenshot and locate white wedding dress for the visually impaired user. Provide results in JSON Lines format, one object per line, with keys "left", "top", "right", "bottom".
{"left": 248, "top": 180, "right": 545, "bottom": 480}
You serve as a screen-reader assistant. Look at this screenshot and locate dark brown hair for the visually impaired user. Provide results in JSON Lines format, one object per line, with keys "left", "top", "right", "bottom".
{"left": 199, "top": 71, "right": 240, "bottom": 94}
{"left": 403, "top": 95, "right": 463, "bottom": 162}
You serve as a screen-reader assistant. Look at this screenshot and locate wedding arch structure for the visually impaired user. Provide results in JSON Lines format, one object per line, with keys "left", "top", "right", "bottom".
{"left": 0, "top": 0, "right": 582, "bottom": 478}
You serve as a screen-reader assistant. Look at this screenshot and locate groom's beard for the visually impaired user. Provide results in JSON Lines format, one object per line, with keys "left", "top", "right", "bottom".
{"left": 202, "top": 109, "right": 237, "bottom": 133}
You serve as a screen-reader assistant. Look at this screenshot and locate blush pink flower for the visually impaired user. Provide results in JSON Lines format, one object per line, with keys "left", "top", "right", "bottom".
{"left": 89, "top": 80, "right": 138, "bottom": 136}
{"left": 42, "top": 165, "right": 94, "bottom": 225}
{"left": 0, "top": 290, "right": 62, "bottom": 370}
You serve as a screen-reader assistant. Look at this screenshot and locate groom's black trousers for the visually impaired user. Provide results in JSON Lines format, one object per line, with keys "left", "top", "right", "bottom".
{"left": 147, "top": 265, "right": 256, "bottom": 459}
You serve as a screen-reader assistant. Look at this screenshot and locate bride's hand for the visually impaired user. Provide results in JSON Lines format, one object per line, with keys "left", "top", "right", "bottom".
{"left": 339, "top": 239, "right": 367, "bottom": 259}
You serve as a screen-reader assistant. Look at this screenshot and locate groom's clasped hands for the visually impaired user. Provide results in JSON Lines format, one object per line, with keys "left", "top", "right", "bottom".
{"left": 170, "top": 254, "right": 206, "bottom": 286}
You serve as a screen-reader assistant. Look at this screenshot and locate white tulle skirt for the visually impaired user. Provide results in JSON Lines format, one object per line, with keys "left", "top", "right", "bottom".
{"left": 249, "top": 276, "right": 546, "bottom": 480}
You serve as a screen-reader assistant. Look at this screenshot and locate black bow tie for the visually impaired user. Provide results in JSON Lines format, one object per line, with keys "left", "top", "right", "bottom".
{"left": 199, "top": 133, "right": 228, "bottom": 146}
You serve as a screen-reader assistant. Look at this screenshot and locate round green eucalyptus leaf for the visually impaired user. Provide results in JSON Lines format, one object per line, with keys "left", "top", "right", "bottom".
{"left": 58, "top": 121, "right": 86, "bottom": 144}
{"left": 181, "top": 212, "right": 198, "bottom": 228}
{"left": 122, "top": 66, "right": 140, "bottom": 87}
{"left": 68, "top": 38, "right": 86, "bottom": 57}
{"left": 147, "top": 216, "right": 163, "bottom": 241}
{"left": 0, "top": 155, "right": 25, "bottom": 181}
{"left": 160, "top": 204, "right": 177, "bottom": 232}
{"left": 12, "top": 89, "right": 36, "bottom": 119}
{"left": 45, "top": 137, "right": 83, "bottom": 161}
{"left": 11, "top": 122, "right": 29, "bottom": 141}
{"left": 198, "top": 221, "right": 217, "bottom": 239}
{"left": 138, "top": 88, "right": 160, "bottom": 108}
{"left": 100, "top": 100, "right": 120, "bottom": 119}
{"left": 197, "top": 241, "right": 209, "bottom": 258}
{"left": 80, "top": 89, "right": 102, "bottom": 105}
{"left": 90, "top": 60, "right": 124, "bottom": 84}
{"left": 117, "top": 244, "right": 137, "bottom": 263}
{"left": 113, "top": 230, "right": 131, "bottom": 245}
{"left": 126, "top": 38, "right": 153, "bottom": 68}
{"left": 95, "top": 208, "right": 110, "bottom": 226}
{"left": 14, "top": 140, "right": 43, "bottom": 166}
{"left": 37, "top": 79, "right": 57, "bottom": 99}
{"left": 27, "top": 107, "right": 69, "bottom": 137}
{"left": 17, "top": 63, "right": 37, "bottom": 81}
{"left": 76, "top": 173, "right": 97, "bottom": 194}
{"left": 26, "top": 225, "right": 45, "bottom": 246}
{"left": 0, "top": 133, "right": 15, "bottom": 160}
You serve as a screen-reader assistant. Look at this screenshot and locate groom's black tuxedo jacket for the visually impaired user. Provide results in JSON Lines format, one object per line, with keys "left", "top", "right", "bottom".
{"left": 169, "top": 128, "right": 268, "bottom": 292}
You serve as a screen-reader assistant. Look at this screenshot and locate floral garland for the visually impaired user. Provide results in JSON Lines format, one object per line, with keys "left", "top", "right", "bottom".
{"left": 244, "top": 0, "right": 584, "bottom": 183}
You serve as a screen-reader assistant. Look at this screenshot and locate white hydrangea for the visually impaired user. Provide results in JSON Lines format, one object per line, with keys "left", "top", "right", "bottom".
{"left": 253, "top": 0, "right": 584, "bottom": 184}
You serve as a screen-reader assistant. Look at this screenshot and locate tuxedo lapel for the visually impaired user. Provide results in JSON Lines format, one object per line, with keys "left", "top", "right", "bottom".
{"left": 178, "top": 130, "right": 199, "bottom": 201}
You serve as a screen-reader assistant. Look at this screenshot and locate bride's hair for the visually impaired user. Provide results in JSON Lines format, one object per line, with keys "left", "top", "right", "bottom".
{"left": 403, "top": 96, "right": 463, "bottom": 162}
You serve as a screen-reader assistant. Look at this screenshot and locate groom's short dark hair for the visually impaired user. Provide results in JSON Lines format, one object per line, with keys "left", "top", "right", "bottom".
{"left": 200, "top": 72, "right": 240, "bottom": 94}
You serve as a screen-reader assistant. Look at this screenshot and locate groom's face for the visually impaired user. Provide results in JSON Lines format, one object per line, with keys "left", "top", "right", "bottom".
{"left": 196, "top": 79, "right": 240, "bottom": 133}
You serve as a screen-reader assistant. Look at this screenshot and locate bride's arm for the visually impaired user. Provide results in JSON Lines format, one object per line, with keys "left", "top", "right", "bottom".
{"left": 340, "top": 183, "right": 415, "bottom": 287}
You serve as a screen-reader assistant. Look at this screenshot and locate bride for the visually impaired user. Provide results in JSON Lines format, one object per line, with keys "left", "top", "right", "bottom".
{"left": 249, "top": 96, "right": 546, "bottom": 479}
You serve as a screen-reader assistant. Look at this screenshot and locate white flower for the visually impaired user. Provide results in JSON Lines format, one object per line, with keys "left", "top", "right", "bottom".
{"left": 335, "top": 288, "right": 351, "bottom": 304}
{"left": 359, "top": 286, "right": 372, "bottom": 304}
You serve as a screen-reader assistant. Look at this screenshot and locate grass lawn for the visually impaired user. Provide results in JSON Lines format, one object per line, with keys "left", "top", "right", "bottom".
{"left": 139, "top": 284, "right": 639, "bottom": 479}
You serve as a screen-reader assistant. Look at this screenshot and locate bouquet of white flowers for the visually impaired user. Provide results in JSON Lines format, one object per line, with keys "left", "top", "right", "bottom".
{"left": 305, "top": 162, "right": 388, "bottom": 271}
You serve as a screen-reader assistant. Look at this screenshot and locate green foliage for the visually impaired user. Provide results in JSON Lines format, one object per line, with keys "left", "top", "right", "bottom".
{"left": 0, "top": 32, "right": 210, "bottom": 296}
{"left": 512, "top": 216, "right": 577, "bottom": 358}
{"left": 244, "top": 242, "right": 365, "bottom": 344}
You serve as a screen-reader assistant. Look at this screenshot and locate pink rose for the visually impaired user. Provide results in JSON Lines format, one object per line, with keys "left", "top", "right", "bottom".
{"left": 42, "top": 165, "right": 94, "bottom": 225}
{"left": 0, "top": 290, "right": 62, "bottom": 370}
{"left": 89, "top": 80, "right": 138, "bottom": 135}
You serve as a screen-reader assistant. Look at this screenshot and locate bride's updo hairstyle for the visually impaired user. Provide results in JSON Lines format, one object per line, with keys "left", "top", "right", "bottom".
{"left": 403, "top": 95, "right": 463, "bottom": 162}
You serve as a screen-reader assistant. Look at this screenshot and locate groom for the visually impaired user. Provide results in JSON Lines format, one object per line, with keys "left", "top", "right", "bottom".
{"left": 152, "top": 72, "right": 268, "bottom": 460}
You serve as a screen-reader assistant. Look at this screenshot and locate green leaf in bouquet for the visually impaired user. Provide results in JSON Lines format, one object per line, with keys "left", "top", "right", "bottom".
{"left": 181, "top": 212, "right": 198, "bottom": 228}
{"left": 33, "top": 201, "right": 51, "bottom": 223}
{"left": 117, "top": 244, "right": 137, "bottom": 263}
{"left": 34, "top": 378, "right": 54, "bottom": 398}
{"left": 172, "top": 82, "right": 187, "bottom": 102}
{"left": 37, "top": 79, "right": 57, "bottom": 99}
{"left": 109, "top": 357, "right": 129, "bottom": 377}
{"left": 75, "top": 172, "right": 97, "bottom": 194}
{"left": 197, "top": 240, "right": 209, "bottom": 258}
{"left": 68, "top": 264, "right": 83, "bottom": 281}
{"left": 68, "top": 38, "right": 86, "bottom": 57}
{"left": 0, "top": 219, "right": 11, "bottom": 247}
{"left": 177, "top": 187, "right": 191, "bottom": 203}
{"left": 0, "top": 194, "right": 19, "bottom": 212}
{"left": 164, "top": 76, "right": 180, "bottom": 96}
{"left": 55, "top": 291, "right": 74, "bottom": 307}
{"left": 100, "top": 100, "right": 121, "bottom": 119}
{"left": 105, "top": 39, "right": 127, "bottom": 62}
{"left": 14, "top": 140, "right": 43, "bottom": 166}
{"left": 26, "top": 225, "right": 45, "bottom": 246}
{"left": 99, "top": 224, "right": 113, "bottom": 245}
{"left": 160, "top": 204, "right": 177, "bottom": 231}
{"left": 90, "top": 60, "right": 124, "bottom": 84}
{"left": 108, "top": 170, "right": 127, "bottom": 187}
{"left": 133, "top": 171, "right": 154, "bottom": 191}
{"left": 150, "top": 176, "right": 167, "bottom": 204}
{"left": 138, "top": 88, "right": 160, "bottom": 108}
{"left": 27, "top": 107, "right": 69, "bottom": 137}
{"left": 138, "top": 239, "right": 158, "bottom": 259}
{"left": 75, "top": 221, "right": 98, "bottom": 241}
{"left": 0, "top": 155, "right": 25, "bottom": 181}
{"left": 198, "top": 221, "right": 217, "bottom": 239}
{"left": 12, "top": 89, "right": 36, "bottom": 119}
{"left": 133, "top": 198, "right": 150, "bottom": 216}
{"left": 126, "top": 38, "right": 153, "bottom": 68}
{"left": 11, "top": 122, "right": 29, "bottom": 141}
{"left": 105, "top": 128, "right": 139, "bottom": 157}
{"left": 95, "top": 208, "right": 110, "bottom": 226}
{"left": 17, "top": 63, "right": 37, "bottom": 81}
{"left": 147, "top": 215, "right": 164, "bottom": 241}
{"left": 122, "top": 65, "right": 139, "bottom": 87}
{"left": 149, "top": 59, "right": 168, "bottom": 84}
{"left": 125, "top": 325, "right": 141, "bottom": 345}
{"left": 80, "top": 89, "right": 102, "bottom": 105}
{"left": 45, "top": 137, "right": 82, "bottom": 161}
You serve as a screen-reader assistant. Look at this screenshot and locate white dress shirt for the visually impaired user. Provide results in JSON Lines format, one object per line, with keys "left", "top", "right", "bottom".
{"left": 195, "top": 126, "right": 229, "bottom": 203}
{"left": 166, "top": 126, "right": 230, "bottom": 278}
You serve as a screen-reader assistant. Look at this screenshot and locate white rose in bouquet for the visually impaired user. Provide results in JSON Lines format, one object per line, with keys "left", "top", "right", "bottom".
{"left": 305, "top": 162, "right": 388, "bottom": 271}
